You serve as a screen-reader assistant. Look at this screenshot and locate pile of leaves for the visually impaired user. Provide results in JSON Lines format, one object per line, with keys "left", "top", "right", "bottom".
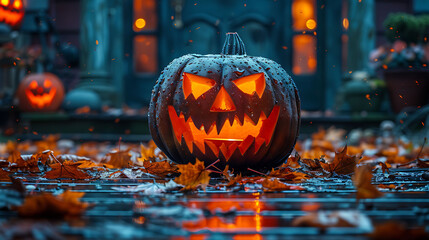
{"left": 0, "top": 128, "right": 427, "bottom": 193}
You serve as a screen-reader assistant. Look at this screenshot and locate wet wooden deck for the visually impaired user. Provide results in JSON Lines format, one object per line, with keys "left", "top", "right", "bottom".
{"left": 1, "top": 168, "right": 428, "bottom": 239}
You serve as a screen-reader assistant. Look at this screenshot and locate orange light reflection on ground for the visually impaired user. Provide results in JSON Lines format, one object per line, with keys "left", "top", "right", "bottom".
{"left": 183, "top": 198, "right": 278, "bottom": 233}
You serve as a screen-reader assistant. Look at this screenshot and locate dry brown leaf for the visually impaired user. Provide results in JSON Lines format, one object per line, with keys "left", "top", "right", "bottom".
{"left": 262, "top": 177, "right": 305, "bottom": 192}
{"left": 0, "top": 169, "right": 11, "bottom": 182}
{"left": 417, "top": 159, "right": 429, "bottom": 168}
{"left": 312, "top": 139, "right": 335, "bottom": 152}
{"left": 34, "top": 135, "right": 59, "bottom": 153}
{"left": 320, "top": 145, "right": 358, "bottom": 175}
{"left": 284, "top": 154, "right": 301, "bottom": 168}
{"left": 174, "top": 159, "right": 210, "bottom": 191}
{"left": 353, "top": 165, "right": 383, "bottom": 200}
{"left": 7, "top": 149, "right": 22, "bottom": 164}
{"left": 44, "top": 163, "right": 91, "bottom": 180}
{"left": 137, "top": 140, "right": 167, "bottom": 162}
{"left": 74, "top": 160, "right": 106, "bottom": 170}
{"left": 222, "top": 165, "right": 234, "bottom": 181}
{"left": 75, "top": 142, "right": 99, "bottom": 158}
{"left": 377, "top": 184, "right": 405, "bottom": 190}
{"left": 369, "top": 221, "right": 428, "bottom": 240}
{"left": 226, "top": 173, "right": 242, "bottom": 187}
{"left": 378, "top": 162, "right": 390, "bottom": 173}
{"left": 105, "top": 149, "right": 132, "bottom": 168}
{"left": 311, "top": 128, "right": 326, "bottom": 140}
{"left": 292, "top": 210, "right": 372, "bottom": 230}
{"left": 143, "top": 160, "right": 178, "bottom": 177}
{"left": 300, "top": 158, "right": 323, "bottom": 171}
{"left": 15, "top": 190, "right": 89, "bottom": 218}
{"left": 268, "top": 167, "right": 309, "bottom": 182}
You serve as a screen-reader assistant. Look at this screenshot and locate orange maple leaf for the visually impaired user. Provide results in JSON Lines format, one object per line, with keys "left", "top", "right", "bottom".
{"left": 74, "top": 160, "right": 106, "bottom": 170}
{"left": 174, "top": 159, "right": 210, "bottom": 191}
{"left": 352, "top": 165, "right": 383, "bottom": 200}
{"left": 320, "top": 145, "right": 359, "bottom": 175}
{"left": 44, "top": 162, "right": 91, "bottom": 180}
{"left": 105, "top": 149, "right": 132, "bottom": 168}
{"left": 0, "top": 169, "right": 11, "bottom": 182}
{"left": 143, "top": 160, "right": 178, "bottom": 177}
{"left": 221, "top": 165, "right": 242, "bottom": 187}
{"left": 268, "top": 167, "right": 309, "bottom": 182}
{"left": 7, "top": 149, "right": 22, "bottom": 164}
{"left": 15, "top": 190, "right": 89, "bottom": 218}
{"left": 262, "top": 177, "right": 305, "bottom": 192}
{"left": 137, "top": 141, "right": 167, "bottom": 162}
{"left": 284, "top": 154, "right": 301, "bottom": 168}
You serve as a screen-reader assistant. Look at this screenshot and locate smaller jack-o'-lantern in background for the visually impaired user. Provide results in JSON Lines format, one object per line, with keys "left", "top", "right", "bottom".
{"left": 0, "top": 0, "right": 25, "bottom": 28}
{"left": 16, "top": 73, "right": 65, "bottom": 112}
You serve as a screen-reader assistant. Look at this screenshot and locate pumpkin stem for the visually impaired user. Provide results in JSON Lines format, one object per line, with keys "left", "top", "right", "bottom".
{"left": 221, "top": 32, "right": 246, "bottom": 55}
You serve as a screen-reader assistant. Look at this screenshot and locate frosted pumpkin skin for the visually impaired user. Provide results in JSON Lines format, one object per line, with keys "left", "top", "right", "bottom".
{"left": 149, "top": 33, "right": 300, "bottom": 172}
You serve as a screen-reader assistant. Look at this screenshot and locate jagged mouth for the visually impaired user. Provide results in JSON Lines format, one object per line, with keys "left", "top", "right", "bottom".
{"left": 168, "top": 106, "right": 280, "bottom": 160}
{"left": 25, "top": 88, "right": 56, "bottom": 108}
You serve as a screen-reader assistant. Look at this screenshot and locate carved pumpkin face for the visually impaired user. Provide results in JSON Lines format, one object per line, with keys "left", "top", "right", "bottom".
{"left": 149, "top": 33, "right": 300, "bottom": 172}
{"left": 17, "top": 73, "right": 65, "bottom": 112}
{"left": 0, "top": 0, "right": 24, "bottom": 28}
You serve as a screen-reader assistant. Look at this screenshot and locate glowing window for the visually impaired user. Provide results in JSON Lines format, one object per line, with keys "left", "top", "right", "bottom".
{"left": 292, "top": 0, "right": 317, "bottom": 31}
{"left": 134, "top": 35, "right": 157, "bottom": 73}
{"left": 292, "top": 0, "right": 317, "bottom": 75}
{"left": 292, "top": 35, "right": 317, "bottom": 75}
{"left": 133, "top": 0, "right": 157, "bottom": 32}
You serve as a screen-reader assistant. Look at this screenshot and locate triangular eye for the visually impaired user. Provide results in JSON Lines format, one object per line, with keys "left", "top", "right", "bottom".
{"left": 232, "top": 73, "right": 265, "bottom": 98}
{"left": 183, "top": 73, "right": 216, "bottom": 99}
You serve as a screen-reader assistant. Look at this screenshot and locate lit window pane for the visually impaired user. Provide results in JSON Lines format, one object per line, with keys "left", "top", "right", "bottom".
{"left": 134, "top": 35, "right": 157, "bottom": 73}
{"left": 292, "top": 35, "right": 317, "bottom": 75}
{"left": 133, "top": 0, "right": 157, "bottom": 32}
{"left": 342, "top": 34, "right": 348, "bottom": 72}
{"left": 292, "top": 0, "right": 316, "bottom": 31}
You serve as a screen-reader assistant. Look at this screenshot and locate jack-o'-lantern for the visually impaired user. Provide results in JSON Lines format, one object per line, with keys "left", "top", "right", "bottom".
{"left": 17, "top": 73, "right": 65, "bottom": 112}
{"left": 149, "top": 33, "right": 300, "bottom": 172}
{"left": 0, "top": 0, "right": 25, "bottom": 28}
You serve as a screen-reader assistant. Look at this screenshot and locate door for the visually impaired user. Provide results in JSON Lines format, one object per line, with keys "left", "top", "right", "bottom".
{"left": 125, "top": 0, "right": 326, "bottom": 110}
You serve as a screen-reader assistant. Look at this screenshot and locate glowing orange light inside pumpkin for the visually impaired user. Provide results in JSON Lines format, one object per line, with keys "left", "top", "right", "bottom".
{"left": 168, "top": 106, "right": 279, "bottom": 160}
{"left": 43, "top": 79, "right": 52, "bottom": 88}
{"left": 170, "top": 72, "right": 280, "bottom": 161}
{"left": 25, "top": 79, "right": 57, "bottom": 109}
{"left": 232, "top": 73, "right": 266, "bottom": 97}
{"left": 0, "top": 0, "right": 24, "bottom": 27}
{"left": 29, "top": 80, "right": 38, "bottom": 89}
{"left": 210, "top": 86, "right": 236, "bottom": 112}
{"left": 135, "top": 18, "right": 146, "bottom": 29}
{"left": 183, "top": 72, "right": 216, "bottom": 99}
{"left": 13, "top": 0, "right": 21, "bottom": 9}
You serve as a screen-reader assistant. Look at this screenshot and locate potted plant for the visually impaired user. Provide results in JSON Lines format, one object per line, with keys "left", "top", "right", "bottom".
{"left": 369, "top": 13, "right": 429, "bottom": 113}
{"left": 342, "top": 71, "right": 386, "bottom": 113}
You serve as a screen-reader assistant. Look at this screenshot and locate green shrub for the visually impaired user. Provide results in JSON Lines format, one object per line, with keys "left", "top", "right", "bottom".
{"left": 418, "top": 14, "right": 429, "bottom": 43}
{"left": 383, "top": 13, "right": 420, "bottom": 44}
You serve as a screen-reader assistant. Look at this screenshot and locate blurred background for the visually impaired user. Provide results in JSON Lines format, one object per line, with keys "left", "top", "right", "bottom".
{"left": 0, "top": 0, "right": 428, "bottom": 142}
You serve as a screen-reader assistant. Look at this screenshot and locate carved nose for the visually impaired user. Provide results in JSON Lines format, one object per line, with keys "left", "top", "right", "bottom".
{"left": 210, "top": 86, "right": 236, "bottom": 112}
